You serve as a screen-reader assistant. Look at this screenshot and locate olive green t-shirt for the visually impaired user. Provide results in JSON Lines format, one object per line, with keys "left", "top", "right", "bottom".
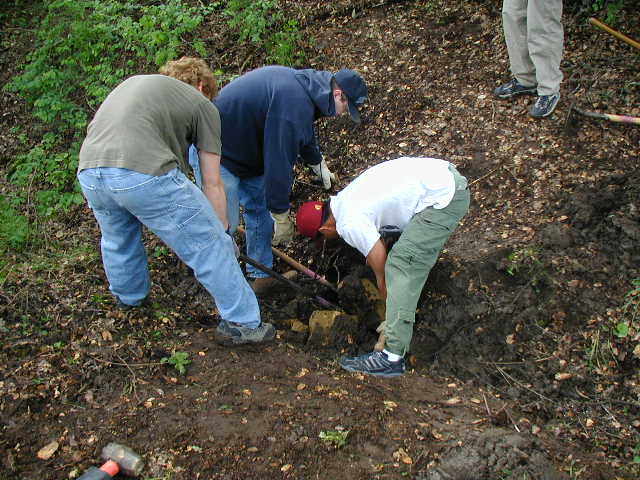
{"left": 78, "top": 74, "right": 221, "bottom": 176}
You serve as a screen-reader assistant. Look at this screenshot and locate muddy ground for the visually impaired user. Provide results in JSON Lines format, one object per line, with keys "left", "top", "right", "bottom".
{"left": 1, "top": 1, "right": 640, "bottom": 479}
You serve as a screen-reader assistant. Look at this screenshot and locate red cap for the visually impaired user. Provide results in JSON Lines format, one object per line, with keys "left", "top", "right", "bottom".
{"left": 296, "top": 201, "right": 324, "bottom": 238}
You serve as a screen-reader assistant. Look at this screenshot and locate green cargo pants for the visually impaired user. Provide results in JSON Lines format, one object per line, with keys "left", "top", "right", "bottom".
{"left": 383, "top": 166, "right": 470, "bottom": 356}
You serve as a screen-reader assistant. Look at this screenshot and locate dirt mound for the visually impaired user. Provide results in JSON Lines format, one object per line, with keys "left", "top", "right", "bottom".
{"left": 423, "top": 429, "right": 565, "bottom": 480}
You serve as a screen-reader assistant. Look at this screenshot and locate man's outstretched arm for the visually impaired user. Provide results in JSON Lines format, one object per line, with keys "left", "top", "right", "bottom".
{"left": 199, "top": 150, "right": 228, "bottom": 230}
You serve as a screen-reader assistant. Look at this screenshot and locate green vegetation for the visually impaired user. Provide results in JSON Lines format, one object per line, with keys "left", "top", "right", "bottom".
{"left": 622, "top": 278, "right": 640, "bottom": 325}
{"left": 505, "top": 246, "right": 547, "bottom": 289}
{"left": 592, "top": 0, "right": 625, "bottom": 25}
{"left": 3, "top": 0, "right": 305, "bottom": 255}
{"left": 0, "top": 195, "right": 30, "bottom": 254}
{"left": 224, "top": 0, "right": 304, "bottom": 65}
{"left": 4, "top": 0, "right": 209, "bottom": 220}
{"left": 587, "top": 279, "right": 640, "bottom": 371}
{"left": 319, "top": 429, "right": 349, "bottom": 448}
{"left": 161, "top": 351, "right": 191, "bottom": 375}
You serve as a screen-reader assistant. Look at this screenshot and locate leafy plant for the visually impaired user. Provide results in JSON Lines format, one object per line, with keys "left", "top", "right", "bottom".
{"left": 319, "top": 429, "right": 349, "bottom": 448}
{"left": 587, "top": 279, "right": 640, "bottom": 371}
{"left": 622, "top": 278, "right": 640, "bottom": 323}
{"left": 5, "top": 0, "right": 209, "bottom": 217}
{"left": 161, "top": 351, "right": 191, "bottom": 375}
{"left": 612, "top": 321, "right": 630, "bottom": 338}
{"left": 225, "top": 0, "right": 278, "bottom": 43}
{"left": 592, "top": 0, "right": 625, "bottom": 25}
{"left": 505, "top": 246, "right": 547, "bottom": 289}
{"left": 9, "top": 135, "right": 84, "bottom": 216}
{"left": 224, "top": 0, "right": 304, "bottom": 65}
{"left": 0, "top": 195, "right": 30, "bottom": 254}
{"left": 267, "top": 19, "right": 305, "bottom": 66}
{"left": 153, "top": 246, "right": 170, "bottom": 258}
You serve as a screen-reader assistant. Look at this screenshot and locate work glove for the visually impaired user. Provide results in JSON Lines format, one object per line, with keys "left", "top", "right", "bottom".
{"left": 225, "top": 230, "right": 240, "bottom": 259}
{"left": 271, "top": 210, "right": 295, "bottom": 246}
{"left": 310, "top": 158, "right": 336, "bottom": 190}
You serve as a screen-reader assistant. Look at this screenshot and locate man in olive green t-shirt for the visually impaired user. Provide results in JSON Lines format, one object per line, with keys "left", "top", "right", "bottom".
{"left": 77, "top": 57, "right": 275, "bottom": 345}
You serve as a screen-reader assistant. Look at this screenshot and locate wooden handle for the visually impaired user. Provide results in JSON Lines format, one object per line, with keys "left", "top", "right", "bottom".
{"left": 589, "top": 17, "right": 640, "bottom": 50}
{"left": 236, "top": 226, "right": 337, "bottom": 291}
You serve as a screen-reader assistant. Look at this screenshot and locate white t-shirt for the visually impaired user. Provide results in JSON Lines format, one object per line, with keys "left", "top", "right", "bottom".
{"left": 331, "top": 157, "right": 455, "bottom": 257}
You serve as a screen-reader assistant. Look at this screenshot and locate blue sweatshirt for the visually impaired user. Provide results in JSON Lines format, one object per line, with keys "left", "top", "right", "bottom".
{"left": 216, "top": 66, "right": 335, "bottom": 213}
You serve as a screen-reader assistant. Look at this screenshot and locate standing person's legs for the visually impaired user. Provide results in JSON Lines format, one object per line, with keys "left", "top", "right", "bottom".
{"left": 102, "top": 167, "right": 262, "bottom": 327}
{"left": 384, "top": 188, "right": 470, "bottom": 356}
{"left": 527, "top": 0, "right": 563, "bottom": 96}
{"left": 238, "top": 175, "right": 274, "bottom": 279}
{"left": 502, "top": 0, "right": 537, "bottom": 87}
{"left": 78, "top": 168, "right": 151, "bottom": 306}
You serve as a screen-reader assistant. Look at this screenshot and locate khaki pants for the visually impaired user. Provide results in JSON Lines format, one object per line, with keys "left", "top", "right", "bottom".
{"left": 502, "top": 0, "right": 563, "bottom": 96}
{"left": 383, "top": 167, "right": 470, "bottom": 356}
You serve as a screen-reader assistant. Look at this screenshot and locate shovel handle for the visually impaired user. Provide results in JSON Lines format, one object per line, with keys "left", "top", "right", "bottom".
{"left": 601, "top": 114, "right": 640, "bottom": 125}
{"left": 574, "top": 107, "right": 640, "bottom": 125}
{"left": 239, "top": 253, "right": 340, "bottom": 310}
{"left": 236, "top": 225, "right": 337, "bottom": 292}
{"left": 589, "top": 17, "right": 640, "bottom": 51}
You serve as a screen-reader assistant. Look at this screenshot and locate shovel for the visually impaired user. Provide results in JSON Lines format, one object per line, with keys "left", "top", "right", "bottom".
{"left": 564, "top": 104, "right": 640, "bottom": 136}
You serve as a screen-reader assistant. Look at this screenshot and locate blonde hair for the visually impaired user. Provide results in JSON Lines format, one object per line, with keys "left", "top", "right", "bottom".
{"left": 159, "top": 56, "right": 217, "bottom": 100}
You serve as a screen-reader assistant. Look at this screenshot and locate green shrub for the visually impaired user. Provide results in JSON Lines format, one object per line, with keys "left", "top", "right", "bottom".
{"left": 161, "top": 351, "right": 191, "bottom": 375}
{"left": 592, "top": 0, "right": 625, "bottom": 25}
{"left": 9, "top": 134, "right": 84, "bottom": 216}
{"left": 267, "top": 19, "right": 305, "bottom": 66}
{"left": 0, "top": 195, "right": 30, "bottom": 255}
{"left": 5, "top": 0, "right": 209, "bottom": 216}
{"left": 224, "top": 0, "right": 305, "bottom": 65}
{"left": 6, "top": 0, "right": 304, "bottom": 219}
{"left": 505, "top": 246, "right": 547, "bottom": 289}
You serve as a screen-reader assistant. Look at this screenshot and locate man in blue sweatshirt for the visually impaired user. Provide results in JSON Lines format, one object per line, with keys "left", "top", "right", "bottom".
{"left": 189, "top": 66, "right": 368, "bottom": 294}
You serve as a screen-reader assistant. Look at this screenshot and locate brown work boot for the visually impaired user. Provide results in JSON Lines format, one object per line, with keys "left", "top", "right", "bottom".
{"left": 250, "top": 271, "right": 298, "bottom": 296}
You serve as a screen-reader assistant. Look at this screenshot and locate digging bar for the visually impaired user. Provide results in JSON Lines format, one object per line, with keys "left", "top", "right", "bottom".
{"left": 236, "top": 225, "right": 338, "bottom": 292}
{"left": 239, "top": 253, "right": 341, "bottom": 310}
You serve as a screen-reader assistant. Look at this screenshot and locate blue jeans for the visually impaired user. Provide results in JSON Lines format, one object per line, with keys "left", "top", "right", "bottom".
{"left": 189, "top": 147, "right": 273, "bottom": 279}
{"left": 77, "top": 167, "right": 261, "bottom": 327}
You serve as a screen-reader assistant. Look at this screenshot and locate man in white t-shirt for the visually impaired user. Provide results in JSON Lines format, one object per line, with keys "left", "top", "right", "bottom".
{"left": 295, "top": 157, "right": 470, "bottom": 377}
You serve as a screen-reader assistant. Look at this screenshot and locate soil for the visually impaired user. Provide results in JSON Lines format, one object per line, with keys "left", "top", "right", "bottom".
{"left": 2, "top": 1, "right": 640, "bottom": 479}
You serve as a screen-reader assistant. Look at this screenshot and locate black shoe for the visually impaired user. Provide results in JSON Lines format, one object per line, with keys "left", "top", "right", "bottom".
{"left": 340, "top": 351, "right": 406, "bottom": 377}
{"left": 494, "top": 78, "right": 537, "bottom": 99}
{"left": 215, "top": 320, "right": 276, "bottom": 346}
{"left": 116, "top": 297, "right": 150, "bottom": 311}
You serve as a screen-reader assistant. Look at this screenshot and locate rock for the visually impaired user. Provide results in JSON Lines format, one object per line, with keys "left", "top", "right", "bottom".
{"left": 307, "top": 310, "right": 359, "bottom": 347}
{"left": 290, "top": 320, "right": 309, "bottom": 334}
{"left": 538, "top": 223, "right": 574, "bottom": 248}
{"left": 37, "top": 441, "right": 59, "bottom": 460}
{"left": 424, "top": 429, "right": 564, "bottom": 480}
